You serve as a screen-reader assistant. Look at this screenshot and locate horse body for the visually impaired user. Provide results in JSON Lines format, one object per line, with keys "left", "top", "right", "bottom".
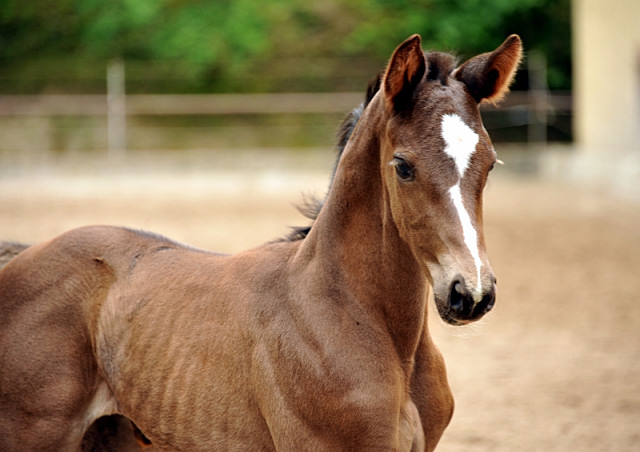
{"left": 1, "top": 224, "right": 436, "bottom": 451}
{"left": 0, "top": 34, "right": 521, "bottom": 451}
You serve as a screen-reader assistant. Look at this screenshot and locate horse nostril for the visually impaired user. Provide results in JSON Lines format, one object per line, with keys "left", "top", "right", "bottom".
{"left": 448, "top": 277, "right": 473, "bottom": 318}
{"left": 449, "top": 281, "right": 462, "bottom": 312}
{"left": 472, "top": 287, "right": 496, "bottom": 318}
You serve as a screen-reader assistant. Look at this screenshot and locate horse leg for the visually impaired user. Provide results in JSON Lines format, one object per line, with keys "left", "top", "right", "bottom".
{"left": 0, "top": 324, "right": 104, "bottom": 451}
{"left": 410, "top": 326, "right": 455, "bottom": 452}
{"left": 399, "top": 399, "right": 426, "bottom": 452}
{"left": 0, "top": 244, "right": 117, "bottom": 451}
{"left": 81, "top": 415, "right": 153, "bottom": 452}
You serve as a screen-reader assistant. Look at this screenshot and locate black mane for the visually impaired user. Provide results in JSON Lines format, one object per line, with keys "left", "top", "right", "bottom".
{"left": 285, "top": 74, "right": 381, "bottom": 241}
{"left": 425, "top": 51, "right": 458, "bottom": 84}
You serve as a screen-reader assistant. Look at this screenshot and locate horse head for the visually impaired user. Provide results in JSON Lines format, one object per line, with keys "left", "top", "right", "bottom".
{"left": 379, "top": 34, "right": 522, "bottom": 325}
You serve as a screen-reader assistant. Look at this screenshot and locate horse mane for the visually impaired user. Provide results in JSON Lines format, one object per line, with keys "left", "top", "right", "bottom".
{"left": 285, "top": 74, "right": 381, "bottom": 241}
{"left": 0, "top": 241, "right": 29, "bottom": 269}
{"left": 425, "top": 51, "right": 458, "bottom": 84}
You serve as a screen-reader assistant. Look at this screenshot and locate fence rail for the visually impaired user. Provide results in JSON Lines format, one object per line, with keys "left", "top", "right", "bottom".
{"left": 0, "top": 91, "right": 572, "bottom": 153}
{"left": 0, "top": 92, "right": 367, "bottom": 116}
{"left": 0, "top": 92, "right": 572, "bottom": 116}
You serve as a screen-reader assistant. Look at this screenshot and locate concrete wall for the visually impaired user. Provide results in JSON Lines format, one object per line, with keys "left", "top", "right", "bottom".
{"left": 573, "top": 0, "right": 640, "bottom": 153}
{"left": 546, "top": 0, "right": 640, "bottom": 202}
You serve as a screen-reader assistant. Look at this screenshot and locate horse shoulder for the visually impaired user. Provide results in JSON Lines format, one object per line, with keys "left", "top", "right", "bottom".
{"left": 252, "top": 328, "right": 407, "bottom": 450}
{"left": 248, "top": 263, "right": 415, "bottom": 449}
{"left": 410, "top": 328, "right": 454, "bottom": 451}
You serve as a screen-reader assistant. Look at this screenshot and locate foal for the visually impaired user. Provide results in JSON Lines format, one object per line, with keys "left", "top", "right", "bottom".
{"left": 0, "top": 34, "right": 521, "bottom": 451}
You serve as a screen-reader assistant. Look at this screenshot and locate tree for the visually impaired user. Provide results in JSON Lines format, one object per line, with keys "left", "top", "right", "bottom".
{"left": 0, "top": 0, "right": 571, "bottom": 93}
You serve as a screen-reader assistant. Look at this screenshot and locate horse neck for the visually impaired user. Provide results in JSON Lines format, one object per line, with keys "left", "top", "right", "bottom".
{"left": 298, "top": 97, "right": 428, "bottom": 363}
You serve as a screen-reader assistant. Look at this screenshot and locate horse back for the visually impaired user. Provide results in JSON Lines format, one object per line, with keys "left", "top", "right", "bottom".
{"left": 0, "top": 225, "right": 191, "bottom": 331}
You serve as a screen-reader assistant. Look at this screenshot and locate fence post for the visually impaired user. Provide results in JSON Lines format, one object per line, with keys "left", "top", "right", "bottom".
{"left": 107, "top": 58, "right": 126, "bottom": 158}
{"left": 528, "top": 51, "right": 548, "bottom": 145}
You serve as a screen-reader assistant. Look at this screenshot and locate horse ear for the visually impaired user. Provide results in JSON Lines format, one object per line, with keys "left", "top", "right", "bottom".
{"left": 383, "top": 34, "right": 426, "bottom": 112}
{"left": 454, "top": 34, "right": 523, "bottom": 104}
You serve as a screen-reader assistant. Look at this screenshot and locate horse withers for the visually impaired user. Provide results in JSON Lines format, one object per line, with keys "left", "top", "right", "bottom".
{"left": 0, "top": 34, "right": 522, "bottom": 451}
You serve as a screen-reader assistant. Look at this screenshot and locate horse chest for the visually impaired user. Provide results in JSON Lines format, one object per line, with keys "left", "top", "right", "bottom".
{"left": 249, "top": 315, "right": 414, "bottom": 450}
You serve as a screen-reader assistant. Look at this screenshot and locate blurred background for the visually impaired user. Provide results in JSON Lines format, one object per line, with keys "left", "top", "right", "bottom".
{"left": 1, "top": 1, "right": 639, "bottom": 451}
{"left": 1, "top": 0, "right": 574, "bottom": 153}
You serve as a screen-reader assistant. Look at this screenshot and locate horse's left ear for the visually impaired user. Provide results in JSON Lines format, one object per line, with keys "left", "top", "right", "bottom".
{"left": 454, "top": 35, "right": 523, "bottom": 104}
{"left": 383, "top": 34, "right": 427, "bottom": 112}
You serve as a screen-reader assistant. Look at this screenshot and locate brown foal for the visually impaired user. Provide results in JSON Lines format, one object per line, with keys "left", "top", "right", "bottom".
{"left": 0, "top": 34, "right": 521, "bottom": 451}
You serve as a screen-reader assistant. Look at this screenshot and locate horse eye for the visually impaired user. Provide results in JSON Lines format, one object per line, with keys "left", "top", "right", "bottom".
{"left": 393, "top": 156, "right": 415, "bottom": 181}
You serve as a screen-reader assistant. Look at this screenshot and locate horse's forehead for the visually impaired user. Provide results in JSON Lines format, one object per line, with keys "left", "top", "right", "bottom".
{"left": 416, "top": 81, "right": 483, "bottom": 133}
{"left": 440, "top": 113, "right": 480, "bottom": 178}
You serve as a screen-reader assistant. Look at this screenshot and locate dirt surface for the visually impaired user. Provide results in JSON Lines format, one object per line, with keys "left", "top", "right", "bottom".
{"left": 1, "top": 149, "right": 639, "bottom": 451}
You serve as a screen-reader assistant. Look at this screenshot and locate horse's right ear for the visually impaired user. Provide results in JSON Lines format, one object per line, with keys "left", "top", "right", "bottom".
{"left": 454, "top": 34, "right": 523, "bottom": 104}
{"left": 383, "top": 34, "right": 426, "bottom": 112}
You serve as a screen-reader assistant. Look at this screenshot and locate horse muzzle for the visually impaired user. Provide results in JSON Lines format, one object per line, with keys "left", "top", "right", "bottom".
{"left": 434, "top": 274, "right": 496, "bottom": 325}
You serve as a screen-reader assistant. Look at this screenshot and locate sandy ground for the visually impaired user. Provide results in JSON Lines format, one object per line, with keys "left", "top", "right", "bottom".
{"left": 1, "top": 149, "right": 639, "bottom": 451}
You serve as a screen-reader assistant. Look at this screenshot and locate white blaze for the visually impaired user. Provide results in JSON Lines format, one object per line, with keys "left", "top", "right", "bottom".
{"left": 448, "top": 185, "right": 483, "bottom": 300}
{"left": 441, "top": 113, "right": 483, "bottom": 300}
{"left": 441, "top": 114, "right": 479, "bottom": 177}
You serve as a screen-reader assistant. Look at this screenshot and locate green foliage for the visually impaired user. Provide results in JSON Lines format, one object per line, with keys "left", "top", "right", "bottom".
{"left": 0, "top": 0, "right": 572, "bottom": 93}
